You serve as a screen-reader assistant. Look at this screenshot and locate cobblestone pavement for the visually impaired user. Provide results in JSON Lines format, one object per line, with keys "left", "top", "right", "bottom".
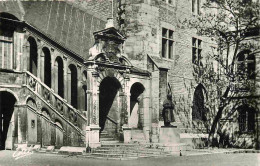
{"left": 0, "top": 150, "right": 259, "bottom": 166}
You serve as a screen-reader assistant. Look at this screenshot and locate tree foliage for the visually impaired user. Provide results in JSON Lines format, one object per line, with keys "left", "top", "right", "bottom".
{"left": 184, "top": 0, "right": 260, "bottom": 146}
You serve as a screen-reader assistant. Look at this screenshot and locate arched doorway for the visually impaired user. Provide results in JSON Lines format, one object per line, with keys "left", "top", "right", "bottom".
{"left": 129, "top": 82, "right": 145, "bottom": 129}
{"left": 99, "top": 77, "right": 122, "bottom": 138}
{"left": 192, "top": 84, "right": 207, "bottom": 121}
{"left": 192, "top": 84, "right": 209, "bottom": 131}
{"left": 0, "top": 91, "right": 17, "bottom": 150}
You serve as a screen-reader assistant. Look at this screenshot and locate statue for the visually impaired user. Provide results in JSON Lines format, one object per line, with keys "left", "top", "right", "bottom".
{"left": 162, "top": 94, "right": 175, "bottom": 127}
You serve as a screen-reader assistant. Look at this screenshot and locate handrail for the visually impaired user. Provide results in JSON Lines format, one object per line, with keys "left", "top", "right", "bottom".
{"left": 24, "top": 71, "right": 88, "bottom": 122}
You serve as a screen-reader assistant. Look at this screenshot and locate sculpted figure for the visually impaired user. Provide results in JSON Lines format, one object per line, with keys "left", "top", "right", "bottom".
{"left": 162, "top": 94, "right": 175, "bottom": 126}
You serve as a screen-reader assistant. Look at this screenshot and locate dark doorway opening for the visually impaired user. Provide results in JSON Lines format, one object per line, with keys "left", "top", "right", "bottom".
{"left": 99, "top": 77, "right": 121, "bottom": 136}
{"left": 0, "top": 91, "right": 16, "bottom": 150}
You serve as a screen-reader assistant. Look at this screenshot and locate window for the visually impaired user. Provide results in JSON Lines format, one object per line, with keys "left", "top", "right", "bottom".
{"left": 162, "top": 28, "right": 174, "bottom": 59}
{"left": 236, "top": 50, "right": 255, "bottom": 80}
{"left": 192, "top": 37, "right": 202, "bottom": 66}
{"left": 238, "top": 106, "right": 255, "bottom": 133}
{"left": 0, "top": 30, "right": 13, "bottom": 69}
{"left": 162, "top": 0, "right": 173, "bottom": 5}
{"left": 192, "top": 0, "right": 201, "bottom": 15}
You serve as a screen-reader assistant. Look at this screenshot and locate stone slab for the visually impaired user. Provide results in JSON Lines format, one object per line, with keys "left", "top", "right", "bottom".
{"left": 159, "top": 126, "right": 180, "bottom": 144}
{"left": 59, "top": 146, "right": 86, "bottom": 155}
{"left": 46, "top": 146, "right": 55, "bottom": 152}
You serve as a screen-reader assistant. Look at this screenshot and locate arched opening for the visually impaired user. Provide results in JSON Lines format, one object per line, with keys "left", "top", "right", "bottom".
{"left": 0, "top": 91, "right": 17, "bottom": 150}
{"left": 28, "top": 37, "right": 38, "bottom": 76}
{"left": 192, "top": 84, "right": 207, "bottom": 122}
{"left": 237, "top": 105, "right": 255, "bottom": 133}
{"left": 41, "top": 108, "right": 51, "bottom": 146}
{"left": 55, "top": 120, "right": 63, "bottom": 148}
{"left": 54, "top": 57, "right": 64, "bottom": 98}
{"left": 43, "top": 47, "right": 51, "bottom": 88}
{"left": 0, "top": 13, "right": 18, "bottom": 70}
{"left": 68, "top": 64, "right": 78, "bottom": 109}
{"left": 129, "top": 82, "right": 145, "bottom": 129}
{"left": 99, "top": 77, "right": 121, "bottom": 138}
{"left": 26, "top": 98, "right": 37, "bottom": 110}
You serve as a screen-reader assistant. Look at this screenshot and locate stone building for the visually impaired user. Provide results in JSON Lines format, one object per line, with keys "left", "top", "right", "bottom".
{"left": 0, "top": 0, "right": 259, "bottom": 150}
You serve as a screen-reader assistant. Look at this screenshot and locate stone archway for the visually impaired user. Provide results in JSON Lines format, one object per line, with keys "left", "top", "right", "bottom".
{"left": 0, "top": 91, "right": 17, "bottom": 150}
{"left": 129, "top": 82, "right": 145, "bottom": 129}
{"left": 99, "top": 77, "right": 122, "bottom": 139}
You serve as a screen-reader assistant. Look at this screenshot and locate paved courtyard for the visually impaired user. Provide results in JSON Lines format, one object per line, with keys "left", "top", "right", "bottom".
{"left": 0, "top": 150, "right": 259, "bottom": 166}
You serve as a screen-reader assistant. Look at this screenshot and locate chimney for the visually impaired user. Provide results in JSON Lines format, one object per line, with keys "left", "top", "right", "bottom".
{"left": 105, "top": 18, "right": 114, "bottom": 29}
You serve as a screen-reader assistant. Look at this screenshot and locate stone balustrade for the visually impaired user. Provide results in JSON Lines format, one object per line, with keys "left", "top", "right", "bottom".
{"left": 24, "top": 71, "right": 87, "bottom": 136}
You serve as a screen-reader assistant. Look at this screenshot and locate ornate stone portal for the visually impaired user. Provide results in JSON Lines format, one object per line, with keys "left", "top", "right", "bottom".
{"left": 86, "top": 21, "right": 135, "bottom": 148}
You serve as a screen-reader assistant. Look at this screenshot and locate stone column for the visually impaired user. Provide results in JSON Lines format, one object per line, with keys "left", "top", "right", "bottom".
{"left": 22, "top": 41, "right": 30, "bottom": 72}
{"left": 14, "top": 32, "right": 24, "bottom": 71}
{"left": 39, "top": 49, "right": 45, "bottom": 82}
{"left": 143, "top": 93, "right": 151, "bottom": 142}
{"left": 86, "top": 69, "right": 101, "bottom": 148}
{"left": 63, "top": 55, "right": 68, "bottom": 101}
{"left": 122, "top": 75, "right": 131, "bottom": 143}
{"left": 17, "top": 105, "right": 27, "bottom": 144}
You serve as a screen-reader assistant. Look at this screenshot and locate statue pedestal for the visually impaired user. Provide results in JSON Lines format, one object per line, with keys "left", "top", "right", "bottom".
{"left": 86, "top": 125, "right": 101, "bottom": 149}
{"left": 122, "top": 126, "right": 131, "bottom": 143}
{"left": 159, "top": 126, "right": 180, "bottom": 144}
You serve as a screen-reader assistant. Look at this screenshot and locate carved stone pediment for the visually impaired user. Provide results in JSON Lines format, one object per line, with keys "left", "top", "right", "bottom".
{"left": 89, "top": 27, "right": 131, "bottom": 66}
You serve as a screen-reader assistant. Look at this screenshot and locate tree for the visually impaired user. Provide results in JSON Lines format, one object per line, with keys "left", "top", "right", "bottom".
{"left": 184, "top": 0, "right": 260, "bottom": 146}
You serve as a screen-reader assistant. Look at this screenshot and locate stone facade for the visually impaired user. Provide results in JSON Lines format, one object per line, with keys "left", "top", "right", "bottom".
{"left": 0, "top": 0, "right": 259, "bottom": 150}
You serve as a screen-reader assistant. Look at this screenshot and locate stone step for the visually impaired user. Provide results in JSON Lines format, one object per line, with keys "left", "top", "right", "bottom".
{"left": 91, "top": 152, "right": 138, "bottom": 158}
{"left": 100, "top": 141, "right": 120, "bottom": 145}
{"left": 100, "top": 137, "right": 116, "bottom": 141}
{"left": 93, "top": 149, "right": 169, "bottom": 155}
{"left": 100, "top": 143, "right": 139, "bottom": 148}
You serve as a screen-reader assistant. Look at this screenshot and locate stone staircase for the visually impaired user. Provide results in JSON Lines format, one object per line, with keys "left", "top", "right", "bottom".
{"left": 100, "top": 131, "right": 119, "bottom": 144}
{"left": 23, "top": 71, "right": 87, "bottom": 146}
{"left": 86, "top": 142, "right": 174, "bottom": 160}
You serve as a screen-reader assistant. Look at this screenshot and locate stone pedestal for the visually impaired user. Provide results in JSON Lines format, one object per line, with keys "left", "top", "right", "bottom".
{"left": 122, "top": 126, "right": 131, "bottom": 143}
{"left": 86, "top": 125, "right": 101, "bottom": 148}
{"left": 159, "top": 126, "right": 180, "bottom": 145}
{"left": 143, "top": 126, "right": 150, "bottom": 142}
{"left": 151, "top": 123, "right": 159, "bottom": 143}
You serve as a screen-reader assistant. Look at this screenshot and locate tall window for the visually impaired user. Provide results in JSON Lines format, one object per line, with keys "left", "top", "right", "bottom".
{"left": 192, "top": 37, "right": 202, "bottom": 66}
{"left": 238, "top": 105, "right": 255, "bottom": 133}
{"left": 192, "top": 0, "right": 201, "bottom": 15}
{"left": 0, "top": 29, "right": 13, "bottom": 69}
{"left": 162, "top": 28, "right": 174, "bottom": 59}
{"left": 236, "top": 50, "right": 255, "bottom": 80}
